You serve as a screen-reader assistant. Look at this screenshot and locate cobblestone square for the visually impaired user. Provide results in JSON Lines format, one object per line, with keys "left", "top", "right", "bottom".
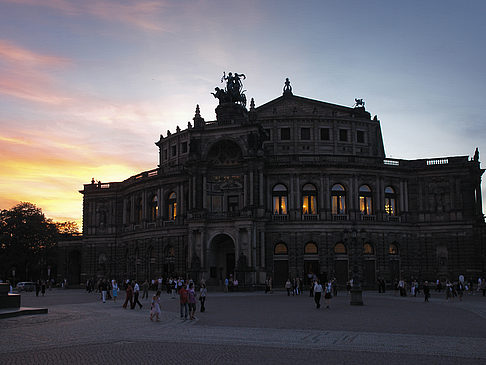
{"left": 1, "top": 289, "right": 486, "bottom": 364}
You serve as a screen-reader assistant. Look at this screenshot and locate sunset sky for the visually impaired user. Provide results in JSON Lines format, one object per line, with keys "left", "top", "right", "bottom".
{"left": 1, "top": 0, "right": 485, "bottom": 225}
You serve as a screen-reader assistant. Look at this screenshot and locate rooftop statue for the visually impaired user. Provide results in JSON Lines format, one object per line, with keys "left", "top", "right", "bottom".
{"left": 212, "top": 71, "right": 247, "bottom": 107}
{"left": 283, "top": 77, "right": 293, "bottom": 95}
{"left": 354, "top": 98, "right": 365, "bottom": 108}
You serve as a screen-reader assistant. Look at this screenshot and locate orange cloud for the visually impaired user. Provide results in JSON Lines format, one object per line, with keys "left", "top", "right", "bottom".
{"left": 0, "top": 39, "right": 70, "bottom": 67}
{"left": 4, "top": 0, "right": 168, "bottom": 31}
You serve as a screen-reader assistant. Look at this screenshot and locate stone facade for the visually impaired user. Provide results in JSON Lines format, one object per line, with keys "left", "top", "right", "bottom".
{"left": 59, "top": 82, "right": 486, "bottom": 287}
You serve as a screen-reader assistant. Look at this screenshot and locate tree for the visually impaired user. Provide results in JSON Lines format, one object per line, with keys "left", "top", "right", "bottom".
{"left": 0, "top": 202, "right": 58, "bottom": 282}
{"left": 55, "top": 221, "right": 80, "bottom": 236}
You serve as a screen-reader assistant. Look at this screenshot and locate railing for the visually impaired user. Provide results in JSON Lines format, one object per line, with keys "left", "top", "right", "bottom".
{"left": 302, "top": 214, "right": 319, "bottom": 221}
{"left": 384, "top": 215, "right": 401, "bottom": 223}
{"left": 332, "top": 214, "right": 349, "bottom": 221}
{"left": 360, "top": 214, "right": 376, "bottom": 222}
{"left": 272, "top": 214, "right": 289, "bottom": 222}
{"left": 427, "top": 159, "right": 448, "bottom": 165}
{"left": 383, "top": 159, "right": 400, "bottom": 166}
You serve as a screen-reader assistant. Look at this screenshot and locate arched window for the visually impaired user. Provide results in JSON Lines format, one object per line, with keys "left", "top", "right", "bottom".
{"left": 363, "top": 243, "right": 374, "bottom": 255}
{"left": 359, "top": 185, "right": 373, "bottom": 215}
{"left": 331, "top": 184, "right": 346, "bottom": 215}
{"left": 334, "top": 242, "right": 347, "bottom": 254}
{"left": 168, "top": 192, "right": 177, "bottom": 220}
{"left": 389, "top": 243, "right": 399, "bottom": 255}
{"left": 304, "top": 242, "right": 318, "bottom": 254}
{"left": 385, "top": 186, "right": 397, "bottom": 216}
{"left": 149, "top": 195, "right": 158, "bottom": 221}
{"left": 274, "top": 243, "right": 288, "bottom": 255}
{"left": 302, "top": 184, "right": 317, "bottom": 215}
{"left": 272, "top": 184, "right": 288, "bottom": 215}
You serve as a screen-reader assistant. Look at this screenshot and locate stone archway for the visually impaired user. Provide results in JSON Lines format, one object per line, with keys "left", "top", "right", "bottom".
{"left": 208, "top": 234, "right": 235, "bottom": 286}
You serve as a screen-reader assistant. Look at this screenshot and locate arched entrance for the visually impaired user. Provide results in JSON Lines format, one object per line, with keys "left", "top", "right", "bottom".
{"left": 208, "top": 234, "right": 235, "bottom": 286}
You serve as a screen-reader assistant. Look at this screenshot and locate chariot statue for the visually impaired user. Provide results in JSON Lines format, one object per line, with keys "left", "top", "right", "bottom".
{"left": 212, "top": 71, "right": 247, "bottom": 107}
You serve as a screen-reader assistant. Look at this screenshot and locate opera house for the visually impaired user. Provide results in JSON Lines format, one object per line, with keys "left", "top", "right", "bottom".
{"left": 59, "top": 74, "right": 486, "bottom": 288}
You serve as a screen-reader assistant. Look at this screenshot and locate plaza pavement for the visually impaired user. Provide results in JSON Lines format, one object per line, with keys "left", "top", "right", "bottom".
{"left": 1, "top": 288, "right": 485, "bottom": 364}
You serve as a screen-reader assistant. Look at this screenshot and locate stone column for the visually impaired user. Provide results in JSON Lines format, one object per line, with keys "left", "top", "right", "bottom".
{"left": 203, "top": 176, "right": 207, "bottom": 209}
{"left": 259, "top": 170, "right": 264, "bottom": 207}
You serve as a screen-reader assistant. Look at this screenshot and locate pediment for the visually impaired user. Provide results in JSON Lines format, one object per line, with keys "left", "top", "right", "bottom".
{"left": 255, "top": 95, "right": 360, "bottom": 119}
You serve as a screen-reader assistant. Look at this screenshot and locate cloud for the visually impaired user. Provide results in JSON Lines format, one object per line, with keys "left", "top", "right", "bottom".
{"left": 4, "top": 0, "right": 168, "bottom": 31}
{"left": 0, "top": 39, "right": 70, "bottom": 66}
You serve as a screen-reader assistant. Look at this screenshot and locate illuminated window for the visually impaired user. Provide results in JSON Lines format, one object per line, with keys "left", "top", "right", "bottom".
{"left": 363, "top": 243, "right": 374, "bottom": 255}
{"left": 389, "top": 243, "right": 399, "bottom": 255}
{"left": 150, "top": 195, "right": 158, "bottom": 221}
{"left": 168, "top": 192, "right": 177, "bottom": 220}
{"left": 385, "top": 186, "right": 397, "bottom": 216}
{"left": 331, "top": 184, "right": 346, "bottom": 214}
{"left": 334, "top": 242, "right": 347, "bottom": 254}
{"left": 302, "top": 183, "right": 317, "bottom": 214}
{"left": 359, "top": 185, "right": 373, "bottom": 215}
{"left": 304, "top": 242, "right": 318, "bottom": 254}
{"left": 274, "top": 243, "right": 288, "bottom": 255}
{"left": 272, "top": 184, "right": 288, "bottom": 215}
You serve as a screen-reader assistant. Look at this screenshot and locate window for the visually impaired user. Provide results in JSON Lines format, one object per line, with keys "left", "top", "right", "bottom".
{"left": 149, "top": 195, "right": 158, "bottom": 221}
{"left": 363, "top": 243, "right": 374, "bottom": 255}
{"left": 389, "top": 243, "right": 399, "bottom": 255}
{"left": 302, "top": 183, "right": 317, "bottom": 214}
{"left": 274, "top": 243, "right": 288, "bottom": 255}
{"left": 163, "top": 149, "right": 168, "bottom": 160}
{"left": 272, "top": 184, "right": 288, "bottom": 215}
{"left": 357, "top": 130, "right": 365, "bottom": 143}
{"left": 385, "top": 186, "right": 397, "bottom": 215}
{"left": 227, "top": 195, "right": 239, "bottom": 212}
{"left": 181, "top": 141, "right": 188, "bottom": 153}
{"left": 168, "top": 192, "right": 177, "bottom": 220}
{"left": 281, "top": 128, "right": 291, "bottom": 140}
{"left": 166, "top": 245, "right": 175, "bottom": 257}
{"left": 334, "top": 242, "right": 347, "bottom": 254}
{"left": 301, "top": 128, "right": 311, "bottom": 140}
{"left": 171, "top": 145, "right": 177, "bottom": 157}
{"left": 320, "top": 128, "right": 330, "bottom": 141}
{"left": 264, "top": 129, "right": 271, "bottom": 141}
{"left": 304, "top": 242, "right": 318, "bottom": 254}
{"left": 331, "top": 184, "right": 346, "bottom": 214}
{"left": 359, "top": 185, "right": 373, "bottom": 215}
{"left": 339, "top": 129, "right": 348, "bottom": 142}
{"left": 135, "top": 198, "right": 142, "bottom": 223}
{"left": 211, "top": 196, "right": 222, "bottom": 212}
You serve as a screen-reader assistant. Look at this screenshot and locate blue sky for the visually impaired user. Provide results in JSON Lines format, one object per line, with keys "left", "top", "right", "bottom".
{"left": 0, "top": 0, "right": 485, "bottom": 223}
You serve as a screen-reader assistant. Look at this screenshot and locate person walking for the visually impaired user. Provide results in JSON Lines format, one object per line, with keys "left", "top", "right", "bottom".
{"left": 285, "top": 279, "right": 292, "bottom": 296}
{"left": 423, "top": 281, "right": 430, "bottom": 302}
{"left": 142, "top": 280, "right": 149, "bottom": 300}
{"left": 314, "top": 280, "right": 323, "bottom": 309}
{"left": 132, "top": 281, "right": 143, "bottom": 309}
{"left": 112, "top": 280, "right": 119, "bottom": 302}
{"left": 100, "top": 280, "right": 108, "bottom": 303}
{"left": 41, "top": 281, "right": 46, "bottom": 296}
{"left": 199, "top": 283, "right": 207, "bottom": 312}
{"left": 188, "top": 282, "right": 197, "bottom": 320}
{"left": 35, "top": 280, "right": 41, "bottom": 297}
{"left": 122, "top": 283, "right": 134, "bottom": 309}
{"left": 179, "top": 284, "right": 188, "bottom": 319}
{"left": 324, "top": 280, "right": 333, "bottom": 309}
{"left": 150, "top": 291, "right": 161, "bottom": 322}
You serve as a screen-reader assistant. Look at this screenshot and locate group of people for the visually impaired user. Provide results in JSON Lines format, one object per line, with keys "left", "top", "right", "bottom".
{"left": 390, "top": 276, "right": 486, "bottom": 301}
{"left": 312, "top": 279, "right": 333, "bottom": 309}
{"left": 284, "top": 277, "right": 303, "bottom": 296}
